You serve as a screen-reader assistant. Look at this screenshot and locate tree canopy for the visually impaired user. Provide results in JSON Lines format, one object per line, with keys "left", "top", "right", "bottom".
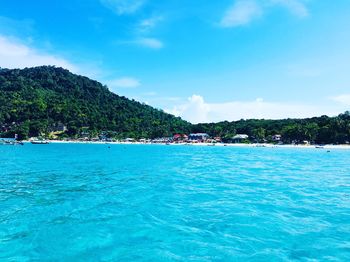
{"left": 0, "top": 66, "right": 191, "bottom": 139}
{"left": 0, "top": 66, "right": 349, "bottom": 144}
{"left": 192, "top": 113, "right": 350, "bottom": 144}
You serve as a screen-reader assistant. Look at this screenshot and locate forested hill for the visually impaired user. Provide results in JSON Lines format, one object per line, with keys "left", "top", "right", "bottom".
{"left": 0, "top": 66, "right": 349, "bottom": 144}
{"left": 192, "top": 113, "right": 350, "bottom": 145}
{"left": 0, "top": 66, "right": 191, "bottom": 139}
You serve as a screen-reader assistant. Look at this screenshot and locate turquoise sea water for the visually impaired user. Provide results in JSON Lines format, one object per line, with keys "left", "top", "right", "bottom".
{"left": 1, "top": 144, "right": 350, "bottom": 261}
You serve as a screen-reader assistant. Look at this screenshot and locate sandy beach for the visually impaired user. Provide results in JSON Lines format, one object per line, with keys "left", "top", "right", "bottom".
{"left": 23, "top": 140, "right": 350, "bottom": 149}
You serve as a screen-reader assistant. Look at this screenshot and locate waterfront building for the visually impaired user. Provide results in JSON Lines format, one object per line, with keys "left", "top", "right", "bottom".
{"left": 188, "top": 133, "right": 209, "bottom": 142}
{"left": 232, "top": 134, "right": 249, "bottom": 143}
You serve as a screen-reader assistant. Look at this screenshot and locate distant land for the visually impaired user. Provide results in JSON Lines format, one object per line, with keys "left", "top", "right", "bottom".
{"left": 0, "top": 66, "right": 349, "bottom": 144}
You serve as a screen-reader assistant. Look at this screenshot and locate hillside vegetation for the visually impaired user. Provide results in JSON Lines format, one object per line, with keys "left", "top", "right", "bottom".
{"left": 0, "top": 66, "right": 349, "bottom": 144}
{"left": 0, "top": 66, "right": 191, "bottom": 139}
{"left": 193, "top": 114, "right": 350, "bottom": 144}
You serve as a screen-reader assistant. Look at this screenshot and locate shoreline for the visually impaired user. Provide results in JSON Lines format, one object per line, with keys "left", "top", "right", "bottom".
{"left": 22, "top": 140, "right": 350, "bottom": 149}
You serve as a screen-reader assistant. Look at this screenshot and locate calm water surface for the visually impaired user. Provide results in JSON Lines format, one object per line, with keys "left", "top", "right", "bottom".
{"left": 1, "top": 144, "right": 350, "bottom": 261}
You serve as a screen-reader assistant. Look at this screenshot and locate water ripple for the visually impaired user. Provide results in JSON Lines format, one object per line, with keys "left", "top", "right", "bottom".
{"left": 1, "top": 144, "right": 350, "bottom": 261}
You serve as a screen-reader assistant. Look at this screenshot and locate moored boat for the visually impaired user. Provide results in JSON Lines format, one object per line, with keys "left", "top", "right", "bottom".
{"left": 0, "top": 137, "right": 24, "bottom": 145}
{"left": 31, "top": 140, "right": 49, "bottom": 144}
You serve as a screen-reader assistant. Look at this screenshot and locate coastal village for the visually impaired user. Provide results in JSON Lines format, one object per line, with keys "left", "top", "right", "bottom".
{"left": 0, "top": 122, "right": 284, "bottom": 145}
{"left": 95, "top": 133, "right": 284, "bottom": 145}
{"left": 1, "top": 121, "right": 283, "bottom": 145}
{"left": 0, "top": 121, "right": 343, "bottom": 146}
{"left": 0, "top": 123, "right": 304, "bottom": 146}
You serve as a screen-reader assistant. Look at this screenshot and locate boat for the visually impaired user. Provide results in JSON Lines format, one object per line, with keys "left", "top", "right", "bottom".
{"left": 0, "top": 138, "right": 24, "bottom": 145}
{"left": 31, "top": 140, "right": 49, "bottom": 144}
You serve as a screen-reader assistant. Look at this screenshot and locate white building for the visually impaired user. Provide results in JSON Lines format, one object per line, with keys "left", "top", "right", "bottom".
{"left": 188, "top": 133, "right": 209, "bottom": 142}
{"left": 232, "top": 134, "right": 249, "bottom": 143}
{"left": 272, "top": 134, "right": 282, "bottom": 142}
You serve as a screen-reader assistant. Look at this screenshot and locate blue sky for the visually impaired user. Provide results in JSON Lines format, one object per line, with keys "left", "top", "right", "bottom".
{"left": 0, "top": 0, "right": 350, "bottom": 123}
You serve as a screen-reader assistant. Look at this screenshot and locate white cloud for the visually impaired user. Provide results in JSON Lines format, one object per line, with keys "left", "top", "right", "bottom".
{"left": 136, "top": 37, "right": 164, "bottom": 49}
{"left": 166, "top": 94, "right": 340, "bottom": 124}
{"left": 100, "top": 0, "right": 145, "bottom": 15}
{"left": 138, "top": 16, "right": 163, "bottom": 32}
{"left": 0, "top": 35, "right": 138, "bottom": 87}
{"left": 0, "top": 35, "right": 77, "bottom": 72}
{"left": 330, "top": 94, "right": 350, "bottom": 106}
{"left": 106, "top": 77, "right": 140, "bottom": 89}
{"left": 220, "top": 0, "right": 309, "bottom": 28}
{"left": 117, "top": 37, "right": 164, "bottom": 49}
{"left": 166, "top": 95, "right": 211, "bottom": 123}
{"left": 271, "top": 0, "right": 309, "bottom": 17}
{"left": 220, "top": 0, "right": 262, "bottom": 27}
